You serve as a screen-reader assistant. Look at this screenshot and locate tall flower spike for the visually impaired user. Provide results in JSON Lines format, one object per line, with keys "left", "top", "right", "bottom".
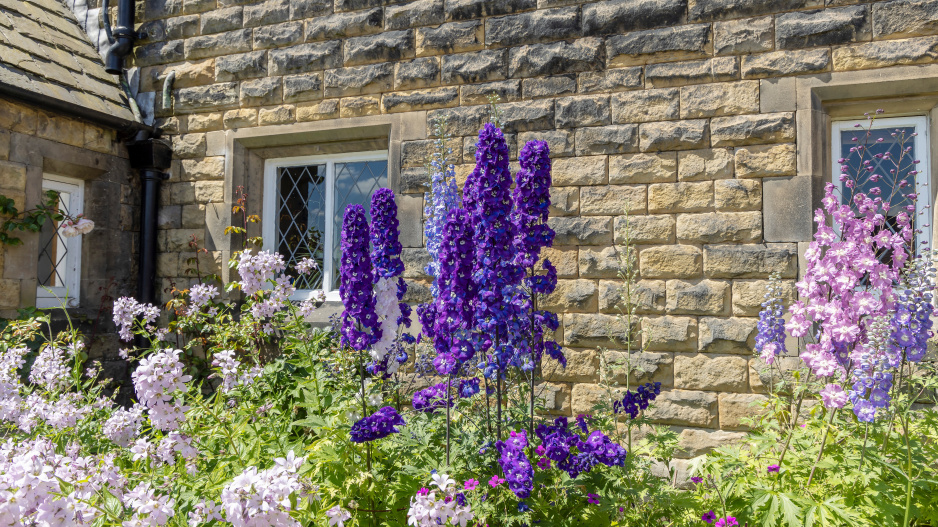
{"left": 431, "top": 208, "right": 477, "bottom": 374}
{"left": 339, "top": 204, "right": 381, "bottom": 351}
{"left": 370, "top": 188, "right": 404, "bottom": 279}
{"left": 512, "top": 140, "right": 554, "bottom": 269}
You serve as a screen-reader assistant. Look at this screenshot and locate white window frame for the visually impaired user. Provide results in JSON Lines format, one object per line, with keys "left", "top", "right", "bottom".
{"left": 263, "top": 151, "right": 388, "bottom": 302}
{"left": 831, "top": 115, "right": 932, "bottom": 248}
{"left": 36, "top": 175, "right": 84, "bottom": 309}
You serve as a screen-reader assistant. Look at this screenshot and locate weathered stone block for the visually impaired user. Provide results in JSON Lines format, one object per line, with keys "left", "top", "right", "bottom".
{"left": 445, "top": 0, "right": 536, "bottom": 21}
{"left": 179, "top": 157, "right": 225, "bottom": 181}
{"left": 188, "top": 112, "right": 224, "bottom": 132}
{"left": 552, "top": 156, "right": 607, "bottom": 186}
{"left": 259, "top": 106, "right": 296, "bottom": 126}
{"left": 614, "top": 215, "right": 675, "bottom": 244}
{"left": 395, "top": 58, "right": 442, "bottom": 91}
{"left": 401, "top": 138, "right": 462, "bottom": 168}
{"left": 610, "top": 152, "right": 677, "bottom": 184}
{"left": 703, "top": 243, "right": 798, "bottom": 278}
{"left": 383, "top": 88, "right": 459, "bottom": 113}
{"left": 710, "top": 113, "right": 795, "bottom": 147}
{"left": 142, "top": 60, "right": 213, "bottom": 92}
{"left": 565, "top": 313, "right": 634, "bottom": 347}
{"left": 324, "top": 63, "right": 394, "bottom": 97}
{"left": 550, "top": 187, "right": 579, "bottom": 216}
{"left": 580, "top": 185, "right": 647, "bottom": 215}
{"left": 612, "top": 88, "right": 679, "bottom": 124}
{"left": 416, "top": 21, "right": 483, "bottom": 56}
{"left": 832, "top": 36, "right": 938, "bottom": 70}
{"left": 186, "top": 29, "right": 252, "bottom": 60}
{"left": 542, "top": 279, "right": 599, "bottom": 313}
{"left": 253, "top": 21, "right": 303, "bottom": 49}
{"left": 578, "top": 246, "right": 620, "bottom": 278}
{"left": 428, "top": 105, "right": 490, "bottom": 136}
{"left": 570, "top": 383, "right": 621, "bottom": 416}
{"left": 345, "top": 31, "right": 415, "bottom": 66}
{"left": 551, "top": 216, "right": 613, "bottom": 245}
{"left": 735, "top": 143, "right": 796, "bottom": 177}
{"left": 741, "top": 49, "right": 830, "bottom": 78}
{"left": 555, "top": 95, "right": 610, "bottom": 128}
{"left": 666, "top": 279, "right": 729, "bottom": 315}
{"left": 578, "top": 67, "right": 643, "bottom": 93}
{"left": 166, "top": 16, "right": 200, "bottom": 40}
{"left": 644, "top": 57, "right": 738, "bottom": 88}
{"left": 644, "top": 389, "right": 718, "bottom": 428}
{"left": 223, "top": 108, "right": 257, "bottom": 128}
{"left": 200, "top": 6, "right": 242, "bottom": 34}
{"left": 714, "top": 16, "right": 773, "bottom": 55}
{"left": 216, "top": 51, "right": 267, "bottom": 82}
{"left": 460, "top": 80, "right": 521, "bottom": 105}
{"left": 674, "top": 353, "right": 748, "bottom": 391}
{"left": 688, "top": 0, "right": 815, "bottom": 22}
{"left": 244, "top": 0, "right": 289, "bottom": 27}
{"left": 575, "top": 125, "right": 639, "bottom": 156}
{"left": 0, "top": 161, "right": 26, "bottom": 191}
{"left": 648, "top": 182, "right": 713, "bottom": 213}
{"left": 699, "top": 316, "right": 757, "bottom": 353}
{"left": 540, "top": 246, "right": 579, "bottom": 278}
{"left": 508, "top": 38, "right": 605, "bottom": 78}
{"left": 172, "top": 134, "right": 206, "bottom": 159}
{"left": 749, "top": 357, "right": 803, "bottom": 394}
{"left": 607, "top": 24, "right": 712, "bottom": 67}
{"left": 240, "top": 77, "right": 282, "bottom": 106}
{"left": 680, "top": 81, "right": 759, "bottom": 119}
{"left": 486, "top": 6, "right": 580, "bottom": 48}
{"left": 306, "top": 9, "right": 383, "bottom": 41}
{"left": 599, "top": 279, "right": 666, "bottom": 314}
{"left": 283, "top": 73, "right": 323, "bottom": 103}
{"left": 677, "top": 428, "right": 747, "bottom": 457}
{"left": 175, "top": 83, "right": 239, "bottom": 112}
{"left": 677, "top": 148, "right": 734, "bottom": 181}
{"left": 639, "top": 245, "right": 702, "bottom": 279}
{"left": 676, "top": 211, "right": 762, "bottom": 243}
{"left": 516, "top": 130, "right": 572, "bottom": 157}
{"left": 500, "top": 100, "right": 556, "bottom": 132}
{"left": 874, "top": 0, "right": 938, "bottom": 39}
{"left": 290, "top": 0, "right": 331, "bottom": 17}
{"left": 522, "top": 75, "right": 577, "bottom": 99}
{"left": 719, "top": 393, "right": 768, "bottom": 430}
{"left": 543, "top": 348, "right": 600, "bottom": 383}
{"left": 640, "top": 120, "right": 709, "bottom": 151}
{"left": 441, "top": 49, "right": 507, "bottom": 84}
{"left": 269, "top": 42, "right": 342, "bottom": 75}
{"left": 402, "top": 248, "right": 432, "bottom": 279}
{"left": 194, "top": 181, "right": 224, "bottom": 202}
{"left": 732, "top": 279, "right": 796, "bottom": 316}
{"left": 386, "top": 0, "right": 444, "bottom": 30}
{"left": 776, "top": 5, "right": 869, "bottom": 49}
{"left": 582, "top": 0, "right": 687, "bottom": 36}
{"left": 714, "top": 179, "right": 761, "bottom": 211}
{"left": 604, "top": 350, "right": 673, "bottom": 386}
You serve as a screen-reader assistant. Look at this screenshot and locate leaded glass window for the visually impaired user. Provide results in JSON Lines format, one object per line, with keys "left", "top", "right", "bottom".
{"left": 263, "top": 152, "right": 388, "bottom": 300}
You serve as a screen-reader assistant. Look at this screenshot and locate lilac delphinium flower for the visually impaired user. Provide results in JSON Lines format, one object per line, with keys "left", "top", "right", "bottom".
{"left": 350, "top": 406, "right": 406, "bottom": 443}
{"left": 495, "top": 430, "right": 534, "bottom": 499}
{"left": 755, "top": 275, "right": 787, "bottom": 365}
{"left": 613, "top": 381, "right": 662, "bottom": 419}
{"left": 430, "top": 208, "right": 477, "bottom": 374}
{"left": 339, "top": 204, "right": 381, "bottom": 351}
{"left": 423, "top": 122, "right": 460, "bottom": 293}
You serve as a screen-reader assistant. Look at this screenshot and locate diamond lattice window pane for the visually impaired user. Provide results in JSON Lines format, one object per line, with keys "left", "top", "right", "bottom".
{"left": 278, "top": 165, "right": 326, "bottom": 290}
{"left": 332, "top": 160, "right": 388, "bottom": 290}
{"left": 37, "top": 191, "right": 70, "bottom": 288}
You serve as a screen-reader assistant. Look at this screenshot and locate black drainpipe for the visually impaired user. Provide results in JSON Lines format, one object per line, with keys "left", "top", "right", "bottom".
{"left": 102, "top": 0, "right": 173, "bottom": 306}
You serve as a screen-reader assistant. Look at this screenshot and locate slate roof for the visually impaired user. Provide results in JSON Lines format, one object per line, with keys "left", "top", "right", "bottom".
{"left": 0, "top": 0, "right": 135, "bottom": 122}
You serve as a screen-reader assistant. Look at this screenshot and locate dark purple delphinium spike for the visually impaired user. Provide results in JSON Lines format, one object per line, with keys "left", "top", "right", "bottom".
{"left": 370, "top": 188, "right": 411, "bottom": 329}
{"left": 350, "top": 406, "right": 406, "bottom": 443}
{"left": 512, "top": 140, "right": 554, "bottom": 269}
{"left": 534, "top": 417, "right": 628, "bottom": 479}
{"left": 431, "top": 208, "right": 477, "bottom": 374}
{"left": 339, "top": 204, "right": 381, "bottom": 351}
{"left": 613, "top": 382, "right": 662, "bottom": 419}
{"left": 495, "top": 430, "right": 534, "bottom": 499}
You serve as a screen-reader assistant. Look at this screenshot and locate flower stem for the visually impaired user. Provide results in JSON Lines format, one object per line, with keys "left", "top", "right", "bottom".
{"left": 446, "top": 374, "right": 452, "bottom": 467}
{"left": 806, "top": 408, "right": 838, "bottom": 488}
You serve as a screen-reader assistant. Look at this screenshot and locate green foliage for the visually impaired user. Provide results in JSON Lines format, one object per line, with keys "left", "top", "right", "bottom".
{"left": 0, "top": 190, "right": 63, "bottom": 246}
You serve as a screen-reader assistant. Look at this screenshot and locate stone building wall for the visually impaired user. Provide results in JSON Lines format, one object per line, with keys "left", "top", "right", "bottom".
{"left": 131, "top": 0, "right": 938, "bottom": 458}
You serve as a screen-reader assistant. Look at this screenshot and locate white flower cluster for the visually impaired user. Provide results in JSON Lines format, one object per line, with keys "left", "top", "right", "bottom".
{"left": 0, "top": 437, "right": 125, "bottom": 526}
{"left": 29, "top": 344, "right": 76, "bottom": 392}
{"left": 61, "top": 217, "right": 94, "bottom": 238}
{"left": 121, "top": 482, "right": 175, "bottom": 527}
{"left": 186, "top": 283, "right": 219, "bottom": 316}
{"left": 131, "top": 349, "right": 192, "bottom": 431}
{"left": 371, "top": 277, "right": 402, "bottom": 373}
{"left": 326, "top": 506, "right": 352, "bottom": 527}
{"left": 295, "top": 257, "right": 318, "bottom": 275}
{"left": 407, "top": 474, "right": 474, "bottom": 527}
{"left": 220, "top": 451, "right": 312, "bottom": 527}
{"left": 103, "top": 404, "right": 145, "bottom": 447}
{"left": 113, "top": 296, "right": 160, "bottom": 342}
{"left": 0, "top": 346, "right": 27, "bottom": 423}
{"left": 237, "top": 250, "right": 287, "bottom": 296}
{"left": 212, "top": 350, "right": 263, "bottom": 393}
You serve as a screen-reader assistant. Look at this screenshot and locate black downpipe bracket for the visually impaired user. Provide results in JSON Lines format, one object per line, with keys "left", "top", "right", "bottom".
{"left": 103, "top": 0, "right": 139, "bottom": 75}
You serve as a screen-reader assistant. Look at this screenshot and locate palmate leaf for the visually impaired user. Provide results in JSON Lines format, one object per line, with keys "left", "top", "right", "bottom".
{"left": 803, "top": 496, "right": 863, "bottom": 527}
{"left": 752, "top": 489, "right": 803, "bottom": 527}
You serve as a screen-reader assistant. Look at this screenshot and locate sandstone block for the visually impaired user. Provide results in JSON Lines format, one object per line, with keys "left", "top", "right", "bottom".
{"left": 677, "top": 428, "right": 747, "bottom": 457}
{"left": 614, "top": 214, "right": 675, "bottom": 244}
{"left": 555, "top": 95, "right": 610, "bottom": 128}
{"left": 175, "top": 83, "right": 239, "bottom": 112}
{"left": 486, "top": 6, "right": 581, "bottom": 48}
{"left": 749, "top": 357, "right": 803, "bottom": 394}
{"left": 501, "top": 100, "right": 556, "bottom": 132}
{"left": 575, "top": 125, "right": 639, "bottom": 156}
{"left": 644, "top": 389, "right": 717, "bottom": 428}
{"left": 296, "top": 100, "right": 340, "bottom": 122}
{"left": 735, "top": 143, "right": 796, "bottom": 177}
{"left": 832, "top": 36, "right": 938, "bottom": 70}
{"left": 704, "top": 243, "right": 798, "bottom": 278}
{"left": 564, "top": 313, "right": 634, "bottom": 347}
{"left": 610, "top": 152, "right": 677, "bottom": 184}
{"left": 188, "top": 112, "right": 223, "bottom": 132}
{"left": 306, "top": 9, "right": 383, "bottom": 41}
{"left": 648, "top": 182, "right": 713, "bottom": 213}
{"left": 699, "top": 316, "right": 757, "bottom": 353}
{"left": 194, "top": 181, "right": 224, "bottom": 202}
{"left": 688, "top": 0, "right": 814, "bottom": 22}
{"left": 269, "top": 42, "right": 342, "bottom": 76}
{"left": 200, "top": 6, "right": 241, "bottom": 34}
{"left": 578, "top": 67, "right": 643, "bottom": 93}
{"left": 543, "top": 348, "right": 599, "bottom": 383}
{"left": 732, "top": 279, "right": 796, "bottom": 316}
{"left": 719, "top": 393, "right": 769, "bottom": 430}
{"left": 283, "top": 73, "right": 323, "bottom": 103}
{"left": 240, "top": 77, "right": 282, "bottom": 106}
{"left": 612, "top": 88, "right": 679, "bottom": 124}
{"left": 216, "top": 51, "right": 267, "bottom": 82}
{"left": 776, "top": 5, "right": 869, "bottom": 49}
{"left": 676, "top": 211, "right": 762, "bottom": 243}
{"left": 640, "top": 245, "right": 703, "bottom": 279}
{"left": 166, "top": 15, "right": 199, "bottom": 39}
{"left": 741, "top": 49, "right": 830, "bottom": 78}
{"left": 874, "top": 0, "right": 938, "bottom": 39}
{"left": 578, "top": 246, "right": 620, "bottom": 279}
{"left": 403, "top": 279, "right": 432, "bottom": 304}
{"left": 142, "top": 60, "right": 213, "bottom": 92}
{"left": 680, "top": 81, "right": 759, "bottom": 119}
{"left": 540, "top": 246, "right": 579, "bottom": 278}
{"left": 401, "top": 138, "right": 462, "bottom": 168}
{"left": 550, "top": 187, "right": 579, "bottom": 216}
{"left": 580, "top": 185, "right": 647, "bottom": 215}
{"left": 644, "top": 57, "right": 738, "bottom": 88}
{"left": 179, "top": 156, "right": 224, "bottom": 181}
{"left": 522, "top": 76, "right": 577, "bottom": 99}
{"left": 0, "top": 161, "right": 26, "bottom": 191}
{"left": 186, "top": 29, "right": 252, "bottom": 60}
{"left": 324, "top": 63, "right": 394, "bottom": 97}
{"left": 551, "top": 216, "right": 613, "bottom": 245}
{"left": 253, "top": 21, "right": 303, "bottom": 49}
{"left": 340, "top": 96, "right": 381, "bottom": 118}
{"left": 508, "top": 38, "right": 604, "bottom": 78}
{"left": 396, "top": 58, "right": 442, "bottom": 91}
{"left": 442, "top": 49, "right": 507, "bottom": 84}
{"left": 551, "top": 156, "right": 607, "bottom": 186}
{"left": 570, "top": 383, "right": 622, "bottom": 416}
{"left": 416, "top": 20, "right": 484, "bottom": 56}
{"left": 714, "top": 179, "right": 761, "bottom": 211}
{"left": 402, "top": 248, "right": 432, "bottom": 279}
{"left": 674, "top": 353, "right": 748, "bottom": 392}
{"left": 599, "top": 279, "right": 666, "bottom": 314}
{"left": 460, "top": 80, "right": 521, "bottom": 105}
{"left": 581, "top": 0, "right": 685, "bottom": 35}
{"left": 640, "top": 120, "right": 710, "bottom": 152}
{"left": 714, "top": 16, "right": 774, "bottom": 55}
{"left": 710, "top": 113, "right": 795, "bottom": 147}
{"left": 607, "top": 24, "right": 712, "bottom": 67}
{"left": 134, "top": 40, "right": 184, "bottom": 67}
{"left": 345, "top": 30, "right": 415, "bottom": 66}
{"left": 666, "top": 279, "right": 729, "bottom": 315}
{"left": 677, "top": 148, "right": 734, "bottom": 181}
{"left": 518, "top": 130, "right": 574, "bottom": 157}
{"left": 537, "top": 382, "right": 570, "bottom": 416}
{"left": 445, "top": 0, "right": 536, "bottom": 21}
{"left": 223, "top": 109, "right": 257, "bottom": 128}
{"left": 542, "top": 279, "right": 599, "bottom": 313}
{"left": 383, "top": 88, "right": 459, "bottom": 113}
{"left": 428, "top": 105, "right": 490, "bottom": 136}
{"left": 605, "top": 350, "right": 674, "bottom": 387}
{"left": 386, "top": 0, "right": 444, "bottom": 30}
{"left": 259, "top": 106, "right": 295, "bottom": 125}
